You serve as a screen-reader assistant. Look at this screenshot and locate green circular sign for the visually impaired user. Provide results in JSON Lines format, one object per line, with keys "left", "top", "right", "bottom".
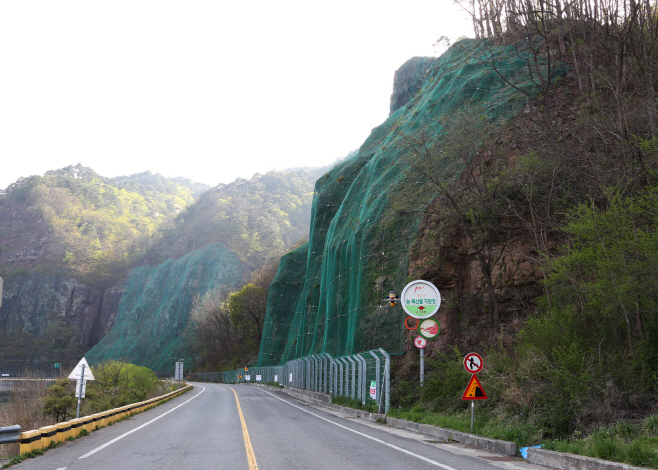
{"left": 418, "top": 318, "right": 441, "bottom": 340}
{"left": 401, "top": 280, "right": 441, "bottom": 319}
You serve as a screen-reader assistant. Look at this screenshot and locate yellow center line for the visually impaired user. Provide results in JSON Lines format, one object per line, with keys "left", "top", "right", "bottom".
{"left": 226, "top": 386, "right": 259, "bottom": 470}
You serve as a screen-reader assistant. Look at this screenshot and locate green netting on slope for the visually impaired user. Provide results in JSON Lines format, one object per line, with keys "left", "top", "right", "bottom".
{"left": 258, "top": 38, "right": 565, "bottom": 366}
{"left": 86, "top": 243, "right": 242, "bottom": 371}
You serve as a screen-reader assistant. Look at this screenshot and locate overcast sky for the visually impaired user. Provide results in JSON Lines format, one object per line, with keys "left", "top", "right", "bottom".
{"left": 0, "top": 1, "right": 472, "bottom": 190}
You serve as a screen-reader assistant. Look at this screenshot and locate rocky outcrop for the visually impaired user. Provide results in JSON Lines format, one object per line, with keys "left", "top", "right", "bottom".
{"left": 389, "top": 57, "right": 434, "bottom": 115}
{"left": 0, "top": 274, "right": 124, "bottom": 369}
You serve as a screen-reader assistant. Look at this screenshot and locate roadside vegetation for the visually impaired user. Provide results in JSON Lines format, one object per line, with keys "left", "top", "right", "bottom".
{"left": 0, "top": 362, "right": 173, "bottom": 460}
{"left": 386, "top": 0, "right": 658, "bottom": 465}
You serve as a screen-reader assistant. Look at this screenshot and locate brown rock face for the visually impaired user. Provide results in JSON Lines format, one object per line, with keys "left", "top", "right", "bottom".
{"left": 407, "top": 217, "right": 545, "bottom": 357}
{"left": 0, "top": 273, "right": 124, "bottom": 369}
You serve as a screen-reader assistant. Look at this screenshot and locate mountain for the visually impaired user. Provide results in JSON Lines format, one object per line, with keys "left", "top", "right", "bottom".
{"left": 0, "top": 162, "right": 335, "bottom": 370}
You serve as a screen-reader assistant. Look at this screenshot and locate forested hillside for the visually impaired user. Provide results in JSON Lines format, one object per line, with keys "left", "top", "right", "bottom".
{"left": 0, "top": 164, "right": 207, "bottom": 287}
{"left": 142, "top": 167, "right": 333, "bottom": 275}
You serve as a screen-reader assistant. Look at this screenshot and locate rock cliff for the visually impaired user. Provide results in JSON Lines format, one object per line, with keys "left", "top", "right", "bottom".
{"left": 258, "top": 39, "right": 560, "bottom": 365}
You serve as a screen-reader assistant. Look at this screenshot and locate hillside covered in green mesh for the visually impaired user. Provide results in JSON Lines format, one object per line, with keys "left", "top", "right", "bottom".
{"left": 86, "top": 243, "right": 242, "bottom": 370}
{"left": 258, "top": 39, "right": 562, "bottom": 366}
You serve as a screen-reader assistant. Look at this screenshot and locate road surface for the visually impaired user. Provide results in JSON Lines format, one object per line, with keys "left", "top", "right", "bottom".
{"left": 10, "top": 383, "right": 547, "bottom": 470}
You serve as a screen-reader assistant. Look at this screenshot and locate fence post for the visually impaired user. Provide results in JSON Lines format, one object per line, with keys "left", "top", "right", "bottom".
{"left": 355, "top": 354, "right": 367, "bottom": 405}
{"left": 369, "top": 351, "right": 382, "bottom": 412}
{"left": 379, "top": 348, "right": 390, "bottom": 414}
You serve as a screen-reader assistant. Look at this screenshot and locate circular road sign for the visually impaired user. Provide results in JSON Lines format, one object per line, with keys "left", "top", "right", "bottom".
{"left": 401, "top": 280, "right": 441, "bottom": 319}
{"left": 414, "top": 336, "right": 427, "bottom": 349}
{"left": 418, "top": 319, "right": 441, "bottom": 340}
{"left": 463, "top": 353, "right": 483, "bottom": 374}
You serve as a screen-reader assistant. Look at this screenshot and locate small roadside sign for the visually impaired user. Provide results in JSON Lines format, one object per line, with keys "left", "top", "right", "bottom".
{"left": 256, "top": 375, "right": 262, "bottom": 381}
{"left": 274, "top": 375, "right": 278, "bottom": 382}
{"left": 400, "top": 280, "right": 441, "bottom": 319}
{"left": 370, "top": 381, "right": 377, "bottom": 399}
{"left": 175, "top": 361, "right": 184, "bottom": 381}
{"left": 75, "top": 379, "right": 87, "bottom": 398}
{"left": 418, "top": 319, "right": 440, "bottom": 340}
{"left": 414, "top": 336, "right": 427, "bottom": 349}
{"left": 245, "top": 375, "right": 251, "bottom": 381}
{"left": 461, "top": 374, "right": 488, "bottom": 400}
{"left": 289, "top": 373, "right": 293, "bottom": 382}
{"left": 463, "top": 353, "right": 483, "bottom": 374}
{"left": 54, "top": 363, "right": 60, "bottom": 369}
{"left": 68, "top": 358, "right": 95, "bottom": 380}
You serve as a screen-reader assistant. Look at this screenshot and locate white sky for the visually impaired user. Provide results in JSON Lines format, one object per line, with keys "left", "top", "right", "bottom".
{"left": 0, "top": 1, "right": 472, "bottom": 190}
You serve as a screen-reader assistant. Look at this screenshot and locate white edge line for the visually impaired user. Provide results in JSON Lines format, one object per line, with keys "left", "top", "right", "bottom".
{"left": 257, "top": 388, "right": 458, "bottom": 470}
{"left": 78, "top": 386, "right": 205, "bottom": 459}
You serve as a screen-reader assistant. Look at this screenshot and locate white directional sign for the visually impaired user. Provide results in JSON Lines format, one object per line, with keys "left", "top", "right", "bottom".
{"left": 175, "top": 361, "right": 184, "bottom": 381}
{"left": 68, "top": 358, "right": 95, "bottom": 380}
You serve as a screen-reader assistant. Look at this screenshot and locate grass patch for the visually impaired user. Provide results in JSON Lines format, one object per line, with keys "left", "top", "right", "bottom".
{"left": 543, "top": 417, "right": 658, "bottom": 468}
{"left": 264, "top": 382, "right": 284, "bottom": 389}
{"left": 331, "top": 395, "right": 379, "bottom": 413}
{"left": 387, "top": 405, "right": 538, "bottom": 451}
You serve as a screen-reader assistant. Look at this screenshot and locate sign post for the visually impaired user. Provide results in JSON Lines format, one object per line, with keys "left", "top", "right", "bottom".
{"left": 175, "top": 360, "right": 184, "bottom": 390}
{"left": 402, "top": 280, "right": 441, "bottom": 387}
{"left": 462, "top": 353, "right": 487, "bottom": 430}
{"left": 68, "top": 358, "right": 95, "bottom": 419}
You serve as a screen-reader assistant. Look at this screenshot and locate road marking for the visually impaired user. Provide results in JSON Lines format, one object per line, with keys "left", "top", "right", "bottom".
{"left": 226, "top": 386, "right": 259, "bottom": 470}
{"left": 259, "top": 389, "right": 458, "bottom": 470}
{"left": 78, "top": 386, "right": 205, "bottom": 459}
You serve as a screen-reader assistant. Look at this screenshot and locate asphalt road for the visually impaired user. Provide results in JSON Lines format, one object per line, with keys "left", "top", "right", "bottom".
{"left": 11, "top": 383, "right": 547, "bottom": 470}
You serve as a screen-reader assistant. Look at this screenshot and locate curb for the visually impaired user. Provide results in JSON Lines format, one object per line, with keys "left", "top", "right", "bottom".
{"left": 386, "top": 417, "right": 516, "bottom": 457}
{"left": 527, "top": 448, "right": 645, "bottom": 470}
{"left": 246, "top": 384, "right": 513, "bottom": 456}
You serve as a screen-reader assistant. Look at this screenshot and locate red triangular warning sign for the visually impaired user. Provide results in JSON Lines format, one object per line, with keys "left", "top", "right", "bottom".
{"left": 461, "top": 374, "right": 488, "bottom": 400}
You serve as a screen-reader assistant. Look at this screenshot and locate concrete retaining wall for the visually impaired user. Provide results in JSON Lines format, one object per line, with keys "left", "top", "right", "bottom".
{"left": 19, "top": 384, "right": 193, "bottom": 454}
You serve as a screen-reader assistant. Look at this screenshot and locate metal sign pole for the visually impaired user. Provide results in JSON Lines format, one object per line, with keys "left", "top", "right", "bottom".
{"left": 420, "top": 348, "right": 424, "bottom": 386}
{"left": 76, "top": 364, "right": 85, "bottom": 419}
{"left": 471, "top": 401, "right": 474, "bottom": 431}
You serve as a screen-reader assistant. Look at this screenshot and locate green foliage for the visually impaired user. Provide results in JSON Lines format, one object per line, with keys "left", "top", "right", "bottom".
{"left": 144, "top": 170, "right": 323, "bottom": 275}
{"left": 83, "top": 361, "right": 159, "bottom": 413}
{"left": 229, "top": 283, "right": 267, "bottom": 350}
{"left": 484, "top": 183, "right": 658, "bottom": 436}
{"left": 0, "top": 164, "right": 205, "bottom": 286}
{"left": 43, "top": 379, "right": 77, "bottom": 422}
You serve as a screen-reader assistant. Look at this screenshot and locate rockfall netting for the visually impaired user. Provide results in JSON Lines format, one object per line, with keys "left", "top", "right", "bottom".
{"left": 86, "top": 243, "right": 242, "bottom": 370}
{"left": 258, "top": 39, "right": 565, "bottom": 366}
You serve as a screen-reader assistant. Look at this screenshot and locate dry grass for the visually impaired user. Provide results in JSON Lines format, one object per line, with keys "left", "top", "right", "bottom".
{"left": 0, "top": 372, "right": 56, "bottom": 458}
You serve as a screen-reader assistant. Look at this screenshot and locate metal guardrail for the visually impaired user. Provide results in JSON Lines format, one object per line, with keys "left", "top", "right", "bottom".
{"left": 189, "top": 348, "right": 391, "bottom": 413}
{"left": 0, "top": 425, "right": 21, "bottom": 444}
